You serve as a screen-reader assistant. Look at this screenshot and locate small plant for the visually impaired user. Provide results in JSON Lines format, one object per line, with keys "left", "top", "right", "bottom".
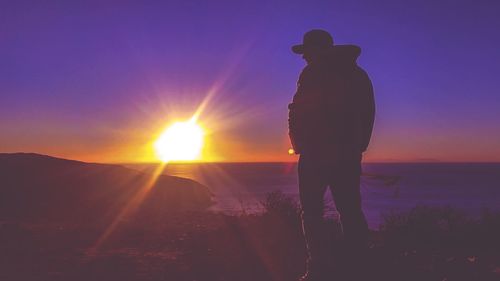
{"left": 380, "top": 205, "right": 472, "bottom": 251}
{"left": 261, "top": 191, "right": 300, "bottom": 219}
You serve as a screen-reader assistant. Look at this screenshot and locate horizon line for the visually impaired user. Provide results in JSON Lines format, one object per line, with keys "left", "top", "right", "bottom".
{"left": 2, "top": 152, "right": 500, "bottom": 165}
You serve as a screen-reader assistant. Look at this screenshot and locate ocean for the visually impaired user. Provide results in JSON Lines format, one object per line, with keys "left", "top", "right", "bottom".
{"left": 126, "top": 162, "right": 500, "bottom": 228}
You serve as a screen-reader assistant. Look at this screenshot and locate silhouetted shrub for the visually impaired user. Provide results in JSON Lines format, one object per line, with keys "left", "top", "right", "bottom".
{"left": 261, "top": 191, "right": 300, "bottom": 220}
{"left": 380, "top": 205, "right": 473, "bottom": 251}
{"left": 477, "top": 209, "right": 500, "bottom": 252}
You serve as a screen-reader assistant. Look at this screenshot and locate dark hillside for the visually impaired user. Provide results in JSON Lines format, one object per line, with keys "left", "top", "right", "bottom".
{"left": 0, "top": 153, "right": 213, "bottom": 224}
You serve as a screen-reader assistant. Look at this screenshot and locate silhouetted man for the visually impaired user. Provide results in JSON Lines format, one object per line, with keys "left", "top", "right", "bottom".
{"left": 288, "top": 29, "right": 375, "bottom": 281}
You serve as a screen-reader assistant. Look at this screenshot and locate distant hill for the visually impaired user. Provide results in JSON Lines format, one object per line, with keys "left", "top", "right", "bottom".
{"left": 0, "top": 153, "right": 213, "bottom": 223}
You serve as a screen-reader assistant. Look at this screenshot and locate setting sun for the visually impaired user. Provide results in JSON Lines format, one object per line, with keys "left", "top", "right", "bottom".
{"left": 154, "top": 117, "right": 204, "bottom": 162}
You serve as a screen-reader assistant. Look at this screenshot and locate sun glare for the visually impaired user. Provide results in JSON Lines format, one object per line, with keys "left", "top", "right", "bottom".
{"left": 154, "top": 118, "right": 204, "bottom": 162}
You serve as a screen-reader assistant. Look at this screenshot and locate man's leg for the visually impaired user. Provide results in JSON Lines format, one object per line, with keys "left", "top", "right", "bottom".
{"left": 329, "top": 156, "right": 368, "bottom": 245}
{"left": 298, "top": 155, "right": 328, "bottom": 279}
{"left": 329, "top": 156, "right": 369, "bottom": 279}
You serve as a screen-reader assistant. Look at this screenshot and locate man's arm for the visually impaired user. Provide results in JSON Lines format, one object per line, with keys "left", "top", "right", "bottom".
{"left": 288, "top": 65, "right": 322, "bottom": 154}
{"left": 288, "top": 71, "right": 307, "bottom": 154}
{"left": 358, "top": 68, "right": 375, "bottom": 152}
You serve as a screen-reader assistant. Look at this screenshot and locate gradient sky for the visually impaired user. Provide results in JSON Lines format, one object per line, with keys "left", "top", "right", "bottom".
{"left": 1, "top": 0, "right": 500, "bottom": 163}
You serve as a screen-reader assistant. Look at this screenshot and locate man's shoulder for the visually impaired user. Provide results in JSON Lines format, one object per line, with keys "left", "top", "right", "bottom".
{"left": 299, "top": 64, "right": 313, "bottom": 77}
{"left": 298, "top": 64, "right": 326, "bottom": 84}
{"left": 353, "top": 65, "right": 369, "bottom": 77}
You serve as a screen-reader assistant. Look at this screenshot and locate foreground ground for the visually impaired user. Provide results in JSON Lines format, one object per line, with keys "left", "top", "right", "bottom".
{"left": 1, "top": 192, "right": 500, "bottom": 281}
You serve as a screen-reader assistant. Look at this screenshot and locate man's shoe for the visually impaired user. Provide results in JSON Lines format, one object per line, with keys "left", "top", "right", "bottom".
{"left": 298, "top": 270, "right": 328, "bottom": 281}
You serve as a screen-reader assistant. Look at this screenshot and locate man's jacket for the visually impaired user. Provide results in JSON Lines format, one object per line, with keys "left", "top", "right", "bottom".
{"left": 288, "top": 45, "right": 375, "bottom": 157}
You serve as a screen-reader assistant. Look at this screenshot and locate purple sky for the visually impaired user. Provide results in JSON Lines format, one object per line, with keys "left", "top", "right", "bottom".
{"left": 1, "top": 0, "right": 500, "bottom": 162}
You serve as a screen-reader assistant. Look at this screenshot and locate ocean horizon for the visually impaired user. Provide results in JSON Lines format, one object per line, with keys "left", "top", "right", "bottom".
{"left": 125, "top": 162, "right": 500, "bottom": 228}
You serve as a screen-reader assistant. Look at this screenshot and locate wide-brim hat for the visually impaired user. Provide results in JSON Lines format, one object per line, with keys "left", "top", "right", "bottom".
{"left": 292, "top": 29, "right": 334, "bottom": 54}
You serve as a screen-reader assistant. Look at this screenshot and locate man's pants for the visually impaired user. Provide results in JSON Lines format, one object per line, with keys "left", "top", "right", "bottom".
{"left": 298, "top": 153, "right": 369, "bottom": 269}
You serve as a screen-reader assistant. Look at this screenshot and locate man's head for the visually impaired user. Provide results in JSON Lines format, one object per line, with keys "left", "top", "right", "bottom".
{"left": 292, "top": 29, "right": 334, "bottom": 64}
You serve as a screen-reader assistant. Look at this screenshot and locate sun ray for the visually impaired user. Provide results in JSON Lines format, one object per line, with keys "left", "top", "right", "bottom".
{"left": 88, "top": 162, "right": 167, "bottom": 253}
